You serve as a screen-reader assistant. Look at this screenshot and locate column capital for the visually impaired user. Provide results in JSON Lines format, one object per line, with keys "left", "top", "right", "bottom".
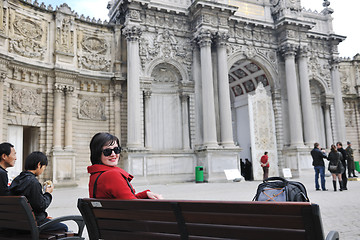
{"left": 144, "top": 90, "right": 152, "bottom": 99}
{"left": 0, "top": 72, "right": 6, "bottom": 82}
{"left": 65, "top": 85, "right": 74, "bottom": 95}
{"left": 123, "top": 25, "right": 142, "bottom": 42}
{"left": 180, "top": 92, "right": 190, "bottom": 101}
{"left": 195, "top": 29, "right": 213, "bottom": 48}
{"left": 54, "top": 83, "right": 66, "bottom": 93}
{"left": 298, "top": 45, "right": 309, "bottom": 58}
{"left": 280, "top": 43, "right": 298, "bottom": 58}
{"left": 215, "top": 31, "right": 229, "bottom": 47}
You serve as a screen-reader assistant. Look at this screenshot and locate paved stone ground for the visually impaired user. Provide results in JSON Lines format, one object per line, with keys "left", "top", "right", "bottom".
{"left": 48, "top": 169, "right": 360, "bottom": 240}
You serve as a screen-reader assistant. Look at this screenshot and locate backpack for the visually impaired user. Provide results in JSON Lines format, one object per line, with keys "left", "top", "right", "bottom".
{"left": 253, "top": 177, "right": 309, "bottom": 202}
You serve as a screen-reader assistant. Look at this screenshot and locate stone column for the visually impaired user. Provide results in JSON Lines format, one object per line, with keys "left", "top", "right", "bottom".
{"left": 114, "top": 90, "right": 122, "bottom": 144}
{"left": 331, "top": 59, "right": 346, "bottom": 143}
{"left": 193, "top": 45, "right": 203, "bottom": 147}
{"left": 198, "top": 30, "right": 218, "bottom": 148}
{"left": 0, "top": 73, "right": 5, "bottom": 141}
{"left": 64, "top": 86, "right": 74, "bottom": 150}
{"left": 282, "top": 44, "right": 304, "bottom": 146}
{"left": 181, "top": 93, "right": 190, "bottom": 149}
{"left": 216, "top": 32, "right": 234, "bottom": 147}
{"left": 144, "top": 90, "right": 152, "bottom": 149}
{"left": 123, "top": 26, "right": 142, "bottom": 149}
{"left": 53, "top": 83, "right": 63, "bottom": 150}
{"left": 298, "top": 47, "right": 316, "bottom": 146}
{"left": 323, "top": 102, "right": 333, "bottom": 148}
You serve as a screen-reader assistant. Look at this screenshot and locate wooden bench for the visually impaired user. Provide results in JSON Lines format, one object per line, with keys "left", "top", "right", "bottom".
{"left": 0, "top": 196, "right": 85, "bottom": 240}
{"left": 77, "top": 198, "right": 339, "bottom": 240}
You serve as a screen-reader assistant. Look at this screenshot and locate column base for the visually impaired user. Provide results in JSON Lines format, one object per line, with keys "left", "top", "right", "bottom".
{"left": 51, "top": 149, "right": 76, "bottom": 185}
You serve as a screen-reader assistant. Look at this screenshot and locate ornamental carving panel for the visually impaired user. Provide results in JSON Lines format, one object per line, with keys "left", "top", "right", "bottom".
{"left": 56, "top": 17, "right": 74, "bottom": 54}
{"left": 78, "top": 95, "right": 106, "bottom": 120}
{"left": 9, "top": 85, "right": 42, "bottom": 115}
{"left": 9, "top": 15, "right": 46, "bottom": 59}
{"left": 139, "top": 30, "right": 192, "bottom": 71}
{"left": 77, "top": 35, "right": 111, "bottom": 71}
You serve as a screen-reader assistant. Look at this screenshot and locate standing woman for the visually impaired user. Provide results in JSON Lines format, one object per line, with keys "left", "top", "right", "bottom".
{"left": 88, "top": 132, "right": 163, "bottom": 199}
{"left": 327, "top": 144, "right": 344, "bottom": 191}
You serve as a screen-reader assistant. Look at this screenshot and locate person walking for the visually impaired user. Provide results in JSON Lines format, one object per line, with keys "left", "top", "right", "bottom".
{"left": 310, "top": 142, "right": 328, "bottom": 191}
{"left": 327, "top": 144, "right": 344, "bottom": 191}
{"left": 337, "top": 142, "right": 348, "bottom": 190}
{"left": 260, "top": 152, "right": 269, "bottom": 180}
{"left": 346, "top": 141, "right": 357, "bottom": 178}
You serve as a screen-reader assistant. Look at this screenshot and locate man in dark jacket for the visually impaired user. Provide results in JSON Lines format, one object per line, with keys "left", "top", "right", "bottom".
{"left": 310, "top": 142, "right": 328, "bottom": 191}
{"left": 0, "top": 142, "right": 17, "bottom": 196}
{"left": 9, "top": 151, "right": 68, "bottom": 232}
{"left": 337, "top": 142, "right": 348, "bottom": 190}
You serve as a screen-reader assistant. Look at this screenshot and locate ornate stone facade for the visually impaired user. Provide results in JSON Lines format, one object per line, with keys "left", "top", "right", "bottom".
{"left": 0, "top": 0, "right": 355, "bottom": 184}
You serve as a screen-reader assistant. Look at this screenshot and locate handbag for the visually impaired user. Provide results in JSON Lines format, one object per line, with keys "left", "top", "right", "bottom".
{"left": 329, "top": 164, "right": 338, "bottom": 171}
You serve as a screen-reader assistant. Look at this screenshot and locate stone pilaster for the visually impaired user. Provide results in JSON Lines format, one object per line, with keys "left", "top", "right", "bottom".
{"left": 180, "top": 92, "right": 190, "bottom": 149}
{"left": 323, "top": 102, "right": 333, "bottom": 148}
{"left": 144, "top": 90, "right": 152, "bottom": 149}
{"left": 53, "top": 83, "right": 64, "bottom": 150}
{"left": 64, "top": 85, "right": 74, "bottom": 150}
{"left": 123, "top": 25, "right": 142, "bottom": 149}
{"left": 281, "top": 44, "right": 304, "bottom": 147}
{"left": 298, "top": 47, "right": 316, "bottom": 146}
{"left": 0, "top": 73, "right": 5, "bottom": 141}
{"left": 114, "top": 89, "right": 122, "bottom": 144}
{"left": 331, "top": 59, "right": 346, "bottom": 143}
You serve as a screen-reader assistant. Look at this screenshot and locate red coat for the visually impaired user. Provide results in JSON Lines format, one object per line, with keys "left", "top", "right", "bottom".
{"left": 87, "top": 164, "right": 149, "bottom": 199}
{"left": 260, "top": 155, "right": 269, "bottom": 168}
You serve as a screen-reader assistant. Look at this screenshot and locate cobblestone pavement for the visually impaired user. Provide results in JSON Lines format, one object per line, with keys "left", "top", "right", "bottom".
{"left": 49, "top": 169, "right": 360, "bottom": 240}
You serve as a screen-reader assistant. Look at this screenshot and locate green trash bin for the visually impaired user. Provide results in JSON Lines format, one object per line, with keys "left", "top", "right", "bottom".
{"left": 195, "top": 166, "right": 204, "bottom": 183}
{"left": 355, "top": 161, "right": 360, "bottom": 172}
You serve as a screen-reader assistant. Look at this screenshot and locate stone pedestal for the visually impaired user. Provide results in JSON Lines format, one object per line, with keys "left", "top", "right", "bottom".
{"left": 51, "top": 150, "right": 77, "bottom": 187}
{"left": 282, "top": 146, "right": 313, "bottom": 179}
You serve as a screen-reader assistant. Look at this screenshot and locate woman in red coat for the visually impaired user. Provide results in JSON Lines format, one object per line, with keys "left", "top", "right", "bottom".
{"left": 88, "top": 132, "right": 163, "bottom": 199}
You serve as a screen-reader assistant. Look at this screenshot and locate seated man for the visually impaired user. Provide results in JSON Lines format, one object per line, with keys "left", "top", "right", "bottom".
{"left": 0, "top": 142, "right": 17, "bottom": 196}
{"left": 9, "top": 151, "right": 68, "bottom": 232}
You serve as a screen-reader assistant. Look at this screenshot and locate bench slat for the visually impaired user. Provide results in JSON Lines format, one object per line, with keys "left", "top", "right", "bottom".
{"left": 100, "top": 230, "right": 181, "bottom": 240}
{"left": 93, "top": 208, "right": 177, "bottom": 222}
{"left": 182, "top": 212, "right": 305, "bottom": 229}
{"left": 97, "top": 219, "right": 179, "bottom": 234}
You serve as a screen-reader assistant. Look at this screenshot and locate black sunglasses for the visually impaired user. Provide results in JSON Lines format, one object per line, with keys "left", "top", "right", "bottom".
{"left": 102, "top": 147, "right": 121, "bottom": 156}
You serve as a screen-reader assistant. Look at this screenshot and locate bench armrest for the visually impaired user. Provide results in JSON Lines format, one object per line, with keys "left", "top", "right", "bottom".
{"left": 38, "top": 215, "right": 85, "bottom": 237}
{"left": 325, "top": 230, "right": 340, "bottom": 240}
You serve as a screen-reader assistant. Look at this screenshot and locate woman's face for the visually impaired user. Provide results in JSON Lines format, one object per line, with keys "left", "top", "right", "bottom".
{"left": 100, "top": 142, "right": 120, "bottom": 167}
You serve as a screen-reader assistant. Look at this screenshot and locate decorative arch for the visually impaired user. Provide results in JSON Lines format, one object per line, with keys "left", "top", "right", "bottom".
{"left": 144, "top": 58, "right": 189, "bottom": 82}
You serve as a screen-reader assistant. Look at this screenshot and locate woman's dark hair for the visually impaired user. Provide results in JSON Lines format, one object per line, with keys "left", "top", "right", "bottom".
{"left": 24, "top": 151, "right": 48, "bottom": 170}
{"left": 331, "top": 144, "right": 337, "bottom": 152}
{"left": 90, "top": 132, "right": 120, "bottom": 165}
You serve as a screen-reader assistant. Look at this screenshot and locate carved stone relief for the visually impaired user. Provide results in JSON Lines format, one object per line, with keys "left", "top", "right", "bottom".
{"left": 344, "top": 101, "right": 355, "bottom": 127}
{"left": 77, "top": 35, "right": 110, "bottom": 71}
{"left": 9, "top": 15, "right": 46, "bottom": 59}
{"left": 78, "top": 95, "right": 106, "bottom": 120}
{"left": 0, "top": 2, "right": 6, "bottom": 33}
{"left": 56, "top": 17, "right": 74, "bottom": 54}
{"left": 139, "top": 30, "right": 192, "bottom": 72}
{"left": 9, "top": 84, "right": 42, "bottom": 115}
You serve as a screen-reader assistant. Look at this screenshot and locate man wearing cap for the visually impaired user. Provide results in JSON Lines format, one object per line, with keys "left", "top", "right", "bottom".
{"left": 346, "top": 141, "right": 357, "bottom": 178}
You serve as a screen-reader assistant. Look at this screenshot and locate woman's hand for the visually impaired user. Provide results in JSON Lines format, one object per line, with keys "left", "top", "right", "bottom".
{"left": 147, "top": 191, "right": 164, "bottom": 199}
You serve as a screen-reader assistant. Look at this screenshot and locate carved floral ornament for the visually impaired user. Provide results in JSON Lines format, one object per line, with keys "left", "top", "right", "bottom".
{"left": 9, "top": 84, "right": 42, "bottom": 115}
{"left": 78, "top": 36, "right": 110, "bottom": 71}
{"left": 139, "top": 30, "right": 192, "bottom": 72}
{"left": 78, "top": 95, "right": 106, "bottom": 121}
{"left": 9, "top": 17, "right": 46, "bottom": 59}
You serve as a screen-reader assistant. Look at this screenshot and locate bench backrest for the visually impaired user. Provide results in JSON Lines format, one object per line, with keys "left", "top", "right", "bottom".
{"left": 78, "top": 198, "right": 325, "bottom": 240}
{"left": 0, "top": 196, "right": 38, "bottom": 239}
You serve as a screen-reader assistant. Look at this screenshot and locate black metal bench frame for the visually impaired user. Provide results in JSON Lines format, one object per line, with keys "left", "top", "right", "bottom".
{"left": 0, "top": 196, "right": 85, "bottom": 240}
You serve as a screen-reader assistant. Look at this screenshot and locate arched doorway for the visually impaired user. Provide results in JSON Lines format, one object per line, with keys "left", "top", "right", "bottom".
{"left": 229, "top": 59, "right": 271, "bottom": 179}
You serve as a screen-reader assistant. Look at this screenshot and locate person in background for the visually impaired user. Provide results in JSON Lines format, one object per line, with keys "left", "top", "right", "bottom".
{"left": 88, "top": 132, "right": 163, "bottom": 199}
{"left": 327, "top": 144, "right": 344, "bottom": 191}
{"left": 345, "top": 141, "right": 357, "bottom": 178}
{"left": 260, "top": 152, "right": 269, "bottom": 180}
{"left": 0, "top": 142, "right": 16, "bottom": 196}
{"left": 310, "top": 142, "right": 328, "bottom": 191}
{"left": 337, "top": 142, "right": 348, "bottom": 190}
{"left": 9, "top": 151, "right": 68, "bottom": 232}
